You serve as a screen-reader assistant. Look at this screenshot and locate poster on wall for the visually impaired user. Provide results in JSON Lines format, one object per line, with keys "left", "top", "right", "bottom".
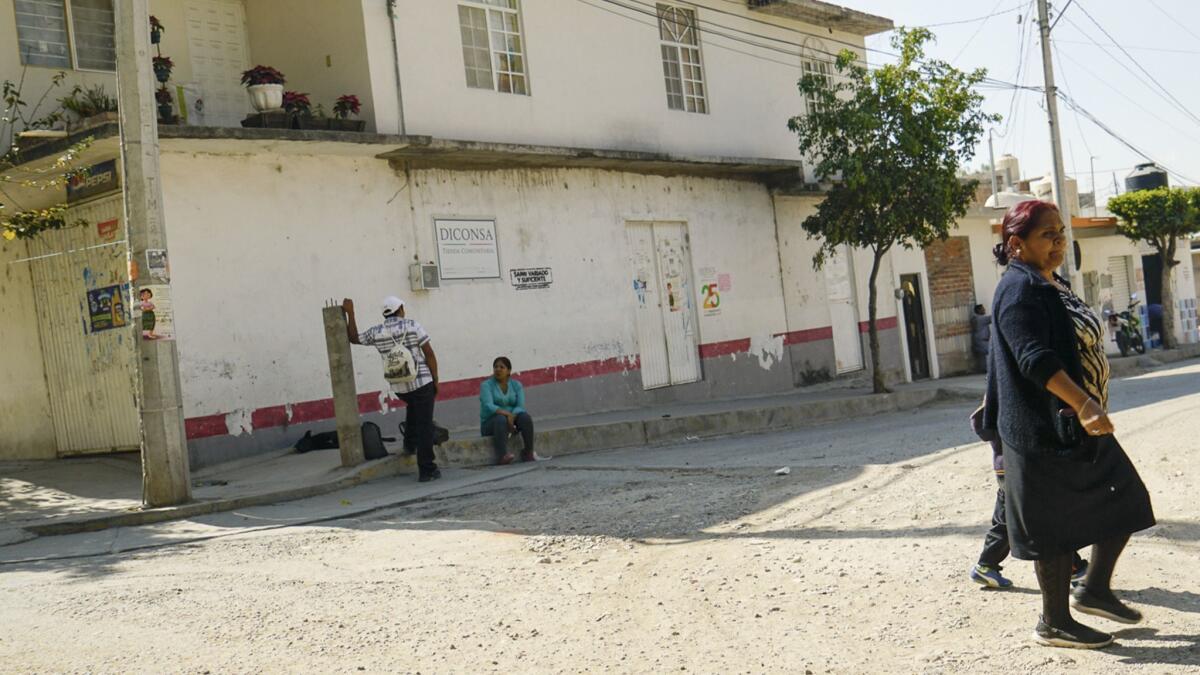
{"left": 67, "top": 159, "right": 119, "bottom": 203}
{"left": 134, "top": 284, "right": 176, "bottom": 341}
{"left": 146, "top": 249, "right": 169, "bottom": 282}
{"left": 87, "top": 285, "right": 128, "bottom": 333}
{"left": 435, "top": 218, "right": 500, "bottom": 280}
{"left": 96, "top": 218, "right": 120, "bottom": 242}
{"left": 510, "top": 267, "right": 553, "bottom": 290}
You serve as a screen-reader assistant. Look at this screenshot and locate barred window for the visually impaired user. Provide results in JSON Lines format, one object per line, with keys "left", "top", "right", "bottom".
{"left": 14, "top": 0, "right": 115, "bottom": 71}
{"left": 458, "top": 0, "right": 529, "bottom": 95}
{"left": 658, "top": 4, "right": 706, "bottom": 114}
{"left": 802, "top": 59, "right": 831, "bottom": 114}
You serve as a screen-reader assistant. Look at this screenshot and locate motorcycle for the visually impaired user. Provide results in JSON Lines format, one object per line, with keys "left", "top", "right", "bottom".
{"left": 1105, "top": 294, "right": 1147, "bottom": 357}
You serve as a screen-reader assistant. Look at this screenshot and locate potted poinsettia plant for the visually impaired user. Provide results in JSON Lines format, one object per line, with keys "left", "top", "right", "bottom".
{"left": 152, "top": 55, "right": 173, "bottom": 83}
{"left": 282, "top": 90, "right": 314, "bottom": 128}
{"left": 240, "top": 65, "right": 285, "bottom": 111}
{"left": 155, "top": 87, "right": 175, "bottom": 123}
{"left": 149, "top": 15, "right": 164, "bottom": 44}
{"left": 329, "top": 94, "right": 365, "bottom": 132}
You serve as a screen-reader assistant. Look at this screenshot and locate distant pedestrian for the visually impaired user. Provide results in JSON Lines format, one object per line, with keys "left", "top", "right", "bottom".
{"left": 342, "top": 296, "right": 442, "bottom": 482}
{"left": 982, "top": 200, "right": 1155, "bottom": 649}
{"left": 480, "top": 356, "right": 539, "bottom": 465}
{"left": 970, "top": 304, "right": 990, "bottom": 373}
{"left": 969, "top": 402, "right": 1088, "bottom": 590}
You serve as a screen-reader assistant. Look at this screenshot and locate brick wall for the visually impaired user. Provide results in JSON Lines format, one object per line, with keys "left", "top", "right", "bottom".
{"left": 924, "top": 236, "right": 976, "bottom": 376}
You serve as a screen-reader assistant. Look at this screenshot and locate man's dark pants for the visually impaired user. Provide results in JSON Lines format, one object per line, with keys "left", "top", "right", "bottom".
{"left": 397, "top": 382, "right": 437, "bottom": 475}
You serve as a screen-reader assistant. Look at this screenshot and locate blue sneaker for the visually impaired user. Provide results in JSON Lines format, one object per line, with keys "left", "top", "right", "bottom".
{"left": 971, "top": 564, "right": 1013, "bottom": 589}
{"left": 1071, "top": 558, "right": 1089, "bottom": 587}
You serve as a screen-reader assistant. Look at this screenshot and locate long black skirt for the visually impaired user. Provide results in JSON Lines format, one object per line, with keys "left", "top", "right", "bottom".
{"left": 1003, "top": 435, "right": 1156, "bottom": 560}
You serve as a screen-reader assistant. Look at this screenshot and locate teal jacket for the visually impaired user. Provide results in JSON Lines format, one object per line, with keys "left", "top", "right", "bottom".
{"left": 480, "top": 377, "right": 526, "bottom": 425}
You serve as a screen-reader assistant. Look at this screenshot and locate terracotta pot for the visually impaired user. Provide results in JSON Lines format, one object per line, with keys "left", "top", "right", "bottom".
{"left": 247, "top": 84, "right": 284, "bottom": 112}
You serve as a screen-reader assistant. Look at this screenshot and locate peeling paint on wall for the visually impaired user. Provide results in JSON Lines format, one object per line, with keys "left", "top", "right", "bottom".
{"left": 225, "top": 409, "right": 253, "bottom": 436}
{"left": 749, "top": 334, "right": 785, "bottom": 370}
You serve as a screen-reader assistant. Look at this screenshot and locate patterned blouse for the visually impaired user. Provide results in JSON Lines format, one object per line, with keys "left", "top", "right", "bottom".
{"left": 1055, "top": 284, "right": 1111, "bottom": 409}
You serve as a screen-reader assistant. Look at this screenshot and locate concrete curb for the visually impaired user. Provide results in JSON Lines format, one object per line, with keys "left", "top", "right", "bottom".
{"left": 0, "top": 383, "right": 996, "bottom": 543}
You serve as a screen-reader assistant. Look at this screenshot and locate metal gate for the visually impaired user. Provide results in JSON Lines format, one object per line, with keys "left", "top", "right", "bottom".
{"left": 1107, "top": 255, "right": 1133, "bottom": 313}
{"left": 25, "top": 196, "right": 141, "bottom": 456}
{"left": 824, "top": 246, "right": 864, "bottom": 374}
{"left": 626, "top": 222, "right": 702, "bottom": 390}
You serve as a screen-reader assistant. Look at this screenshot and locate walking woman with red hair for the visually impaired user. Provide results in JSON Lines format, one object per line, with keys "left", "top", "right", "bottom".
{"left": 981, "top": 199, "right": 1155, "bottom": 649}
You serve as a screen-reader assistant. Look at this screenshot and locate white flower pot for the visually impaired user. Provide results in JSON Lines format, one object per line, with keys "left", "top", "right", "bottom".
{"left": 247, "top": 84, "right": 283, "bottom": 112}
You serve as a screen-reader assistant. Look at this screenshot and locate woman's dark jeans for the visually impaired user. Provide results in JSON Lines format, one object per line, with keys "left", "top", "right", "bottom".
{"left": 482, "top": 412, "right": 534, "bottom": 461}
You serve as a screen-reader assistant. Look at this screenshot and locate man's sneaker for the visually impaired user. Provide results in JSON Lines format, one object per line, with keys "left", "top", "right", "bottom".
{"left": 1033, "top": 618, "right": 1113, "bottom": 649}
{"left": 1072, "top": 586, "right": 1144, "bottom": 624}
{"left": 1071, "top": 558, "right": 1089, "bottom": 586}
{"left": 497, "top": 453, "right": 516, "bottom": 466}
{"left": 418, "top": 468, "right": 442, "bottom": 483}
{"left": 970, "top": 564, "right": 1013, "bottom": 589}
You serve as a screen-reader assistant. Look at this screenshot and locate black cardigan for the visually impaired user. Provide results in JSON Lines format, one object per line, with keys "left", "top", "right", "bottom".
{"left": 983, "top": 260, "right": 1088, "bottom": 454}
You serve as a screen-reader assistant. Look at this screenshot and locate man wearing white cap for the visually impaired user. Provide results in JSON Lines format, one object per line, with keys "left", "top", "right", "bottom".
{"left": 342, "top": 295, "right": 441, "bottom": 482}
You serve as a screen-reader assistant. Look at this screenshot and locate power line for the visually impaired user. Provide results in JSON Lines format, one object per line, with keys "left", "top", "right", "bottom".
{"left": 1146, "top": 0, "right": 1200, "bottom": 45}
{"left": 951, "top": 0, "right": 1008, "bottom": 65}
{"left": 999, "top": 2, "right": 1037, "bottom": 141}
{"left": 1071, "top": 2, "right": 1200, "bottom": 127}
{"left": 1052, "top": 39, "right": 1200, "bottom": 55}
{"left": 919, "top": 4, "right": 1026, "bottom": 28}
{"left": 1056, "top": 91, "right": 1199, "bottom": 185}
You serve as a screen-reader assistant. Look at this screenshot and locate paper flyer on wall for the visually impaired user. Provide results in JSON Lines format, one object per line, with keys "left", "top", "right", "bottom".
{"left": 134, "top": 284, "right": 176, "bottom": 341}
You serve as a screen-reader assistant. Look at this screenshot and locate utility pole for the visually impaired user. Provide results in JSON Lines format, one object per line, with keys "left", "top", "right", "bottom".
{"left": 988, "top": 129, "right": 1000, "bottom": 205}
{"left": 114, "top": 0, "right": 192, "bottom": 506}
{"left": 1036, "top": 0, "right": 1076, "bottom": 282}
{"left": 1090, "top": 156, "right": 1098, "bottom": 216}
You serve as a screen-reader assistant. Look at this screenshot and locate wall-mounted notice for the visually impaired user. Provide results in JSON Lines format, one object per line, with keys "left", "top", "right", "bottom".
{"left": 435, "top": 218, "right": 500, "bottom": 280}
{"left": 510, "top": 267, "right": 552, "bottom": 290}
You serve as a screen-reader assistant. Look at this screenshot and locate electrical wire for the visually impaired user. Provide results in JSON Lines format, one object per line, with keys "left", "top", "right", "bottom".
{"left": 1056, "top": 91, "right": 1199, "bottom": 185}
{"left": 1071, "top": 2, "right": 1200, "bottom": 127}
{"left": 919, "top": 4, "right": 1026, "bottom": 28}
{"left": 951, "top": 0, "right": 1008, "bottom": 65}
{"left": 1146, "top": 0, "right": 1200, "bottom": 45}
{"left": 1052, "top": 39, "right": 1200, "bottom": 55}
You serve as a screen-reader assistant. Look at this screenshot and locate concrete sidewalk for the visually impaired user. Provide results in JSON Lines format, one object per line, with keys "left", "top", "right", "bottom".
{"left": 6, "top": 348, "right": 1192, "bottom": 546}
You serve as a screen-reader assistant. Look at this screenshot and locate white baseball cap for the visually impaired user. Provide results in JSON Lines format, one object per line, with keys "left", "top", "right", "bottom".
{"left": 381, "top": 296, "right": 405, "bottom": 316}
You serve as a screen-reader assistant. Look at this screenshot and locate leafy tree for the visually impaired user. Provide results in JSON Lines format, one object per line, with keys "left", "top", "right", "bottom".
{"left": 1107, "top": 186, "right": 1200, "bottom": 349}
{"left": 1, "top": 68, "right": 91, "bottom": 240}
{"left": 789, "top": 28, "right": 995, "bottom": 392}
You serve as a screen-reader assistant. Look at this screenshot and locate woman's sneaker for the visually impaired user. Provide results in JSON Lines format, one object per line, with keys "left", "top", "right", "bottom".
{"left": 1033, "top": 618, "right": 1113, "bottom": 649}
{"left": 970, "top": 564, "right": 1013, "bottom": 589}
{"left": 1072, "top": 586, "right": 1144, "bottom": 624}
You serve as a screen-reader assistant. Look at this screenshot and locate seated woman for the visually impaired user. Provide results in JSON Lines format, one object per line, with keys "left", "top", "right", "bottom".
{"left": 480, "top": 356, "right": 536, "bottom": 464}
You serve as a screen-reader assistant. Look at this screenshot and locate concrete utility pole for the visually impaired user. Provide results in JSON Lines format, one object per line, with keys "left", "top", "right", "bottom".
{"left": 988, "top": 129, "right": 1000, "bottom": 203}
{"left": 1090, "top": 155, "right": 1098, "bottom": 216}
{"left": 114, "top": 0, "right": 191, "bottom": 506}
{"left": 322, "top": 306, "right": 365, "bottom": 467}
{"left": 1037, "top": 0, "right": 1076, "bottom": 282}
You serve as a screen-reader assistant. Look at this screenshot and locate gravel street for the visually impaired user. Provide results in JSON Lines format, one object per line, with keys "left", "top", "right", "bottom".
{"left": 3, "top": 362, "right": 1198, "bottom": 674}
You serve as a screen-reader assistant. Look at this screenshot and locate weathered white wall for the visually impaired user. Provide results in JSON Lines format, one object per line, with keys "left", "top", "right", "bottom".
{"left": 391, "top": 0, "right": 866, "bottom": 162}
{"left": 1193, "top": 250, "right": 1200, "bottom": 301}
{"left": 953, "top": 213, "right": 1005, "bottom": 313}
{"left": 774, "top": 197, "right": 834, "bottom": 333}
{"left": 0, "top": 238, "right": 56, "bottom": 459}
{"left": 159, "top": 150, "right": 791, "bottom": 424}
{"left": 245, "top": 0, "right": 377, "bottom": 131}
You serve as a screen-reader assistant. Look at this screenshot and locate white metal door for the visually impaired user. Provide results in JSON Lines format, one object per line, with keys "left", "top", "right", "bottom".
{"left": 626, "top": 222, "right": 702, "bottom": 390}
{"left": 653, "top": 223, "right": 702, "bottom": 385}
{"left": 1108, "top": 255, "right": 1133, "bottom": 312}
{"left": 185, "top": 0, "right": 251, "bottom": 127}
{"left": 824, "top": 246, "right": 864, "bottom": 373}
{"left": 627, "top": 224, "right": 670, "bottom": 389}
{"left": 25, "top": 196, "right": 141, "bottom": 456}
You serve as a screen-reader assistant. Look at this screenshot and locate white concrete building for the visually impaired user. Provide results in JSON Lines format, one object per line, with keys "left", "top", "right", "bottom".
{"left": 2, "top": 1, "right": 914, "bottom": 466}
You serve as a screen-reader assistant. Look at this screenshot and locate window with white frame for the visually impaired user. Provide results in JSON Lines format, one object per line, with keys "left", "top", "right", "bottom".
{"left": 657, "top": 4, "right": 706, "bottom": 114}
{"left": 802, "top": 59, "right": 831, "bottom": 114}
{"left": 13, "top": 0, "right": 116, "bottom": 71}
{"left": 457, "top": 0, "right": 528, "bottom": 95}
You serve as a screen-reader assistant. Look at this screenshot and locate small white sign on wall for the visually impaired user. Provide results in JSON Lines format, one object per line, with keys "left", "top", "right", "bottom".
{"left": 435, "top": 218, "right": 500, "bottom": 280}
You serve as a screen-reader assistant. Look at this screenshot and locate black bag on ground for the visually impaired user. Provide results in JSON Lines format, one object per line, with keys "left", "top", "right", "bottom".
{"left": 399, "top": 420, "right": 451, "bottom": 451}
{"left": 294, "top": 430, "right": 339, "bottom": 453}
{"left": 361, "top": 421, "right": 389, "bottom": 460}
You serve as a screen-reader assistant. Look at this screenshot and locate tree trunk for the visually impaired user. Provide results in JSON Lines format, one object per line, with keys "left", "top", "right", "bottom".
{"left": 868, "top": 248, "right": 887, "bottom": 394}
{"left": 1160, "top": 240, "right": 1178, "bottom": 350}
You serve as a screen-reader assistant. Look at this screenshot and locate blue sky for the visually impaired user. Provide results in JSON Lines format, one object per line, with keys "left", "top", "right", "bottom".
{"left": 845, "top": 0, "right": 1200, "bottom": 199}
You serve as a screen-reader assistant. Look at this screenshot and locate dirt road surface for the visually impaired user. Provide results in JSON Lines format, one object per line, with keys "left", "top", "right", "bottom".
{"left": 3, "top": 363, "right": 1198, "bottom": 674}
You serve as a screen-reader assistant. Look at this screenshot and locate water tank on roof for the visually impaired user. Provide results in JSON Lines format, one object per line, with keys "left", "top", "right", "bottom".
{"left": 996, "top": 154, "right": 1020, "bottom": 189}
{"left": 1125, "top": 163, "right": 1168, "bottom": 192}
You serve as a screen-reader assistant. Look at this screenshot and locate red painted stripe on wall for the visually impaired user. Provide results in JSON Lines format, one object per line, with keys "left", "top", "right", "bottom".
{"left": 775, "top": 326, "right": 834, "bottom": 345}
{"left": 860, "top": 316, "right": 899, "bottom": 332}
{"left": 185, "top": 327, "right": 880, "bottom": 440}
{"left": 185, "top": 414, "right": 228, "bottom": 439}
{"left": 698, "top": 338, "right": 751, "bottom": 359}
